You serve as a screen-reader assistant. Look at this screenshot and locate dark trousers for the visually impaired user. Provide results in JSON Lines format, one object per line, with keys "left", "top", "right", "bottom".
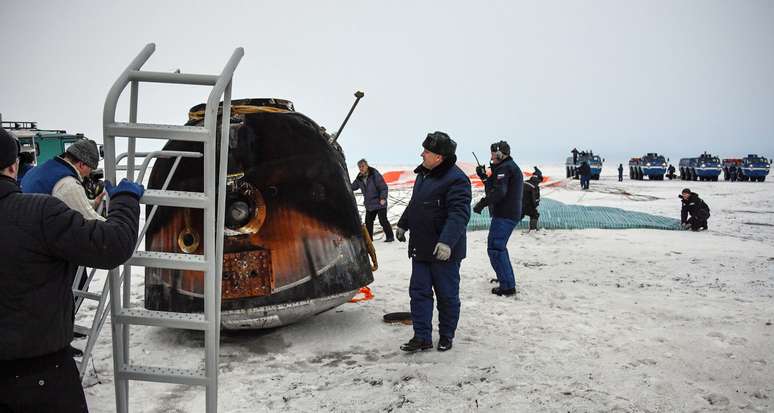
{"left": 0, "top": 348, "right": 88, "bottom": 413}
{"left": 365, "top": 208, "right": 394, "bottom": 240}
{"left": 580, "top": 175, "right": 590, "bottom": 189}
{"left": 487, "top": 217, "right": 517, "bottom": 289}
{"left": 523, "top": 205, "right": 540, "bottom": 230}
{"left": 686, "top": 216, "right": 708, "bottom": 230}
{"left": 409, "top": 259, "right": 461, "bottom": 342}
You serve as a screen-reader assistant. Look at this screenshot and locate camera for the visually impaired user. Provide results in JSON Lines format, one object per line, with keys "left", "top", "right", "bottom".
{"left": 83, "top": 169, "right": 105, "bottom": 200}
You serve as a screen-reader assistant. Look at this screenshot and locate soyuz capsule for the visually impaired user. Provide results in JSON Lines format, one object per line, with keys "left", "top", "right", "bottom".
{"left": 144, "top": 98, "right": 374, "bottom": 329}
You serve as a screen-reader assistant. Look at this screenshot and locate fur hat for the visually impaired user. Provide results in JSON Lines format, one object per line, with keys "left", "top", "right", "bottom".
{"left": 0, "top": 128, "right": 20, "bottom": 169}
{"left": 65, "top": 138, "right": 100, "bottom": 169}
{"left": 422, "top": 131, "right": 457, "bottom": 157}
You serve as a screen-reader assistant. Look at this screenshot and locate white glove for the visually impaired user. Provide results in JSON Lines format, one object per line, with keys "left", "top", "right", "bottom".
{"left": 433, "top": 242, "right": 451, "bottom": 261}
{"left": 396, "top": 227, "right": 407, "bottom": 242}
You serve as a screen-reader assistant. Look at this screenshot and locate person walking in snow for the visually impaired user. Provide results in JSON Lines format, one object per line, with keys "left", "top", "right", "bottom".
{"left": 579, "top": 161, "right": 592, "bottom": 190}
{"left": 618, "top": 163, "right": 624, "bottom": 182}
{"left": 395, "top": 131, "right": 471, "bottom": 352}
{"left": 351, "top": 159, "right": 395, "bottom": 242}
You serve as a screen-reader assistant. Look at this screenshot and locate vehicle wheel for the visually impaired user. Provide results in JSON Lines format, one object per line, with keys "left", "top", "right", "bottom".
{"left": 761, "top": 177, "right": 766, "bottom": 182}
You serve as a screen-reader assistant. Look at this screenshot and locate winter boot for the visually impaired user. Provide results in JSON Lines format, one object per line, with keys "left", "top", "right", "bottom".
{"left": 437, "top": 336, "right": 453, "bottom": 352}
{"left": 529, "top": 217, "right": 538, "bottom": 231}
{"left": 400, "top": 337, "right": 432, "bottom": 352}
{"left": 492, "top": 287, "right": 516, "bottom": 296}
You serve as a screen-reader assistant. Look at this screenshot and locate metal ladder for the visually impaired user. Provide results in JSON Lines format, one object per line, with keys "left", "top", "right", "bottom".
{"left": 102, "top": 43, "right": 243, "bottom": 413}
{"left": 70, "top": 151, "right": 203, "bottom": 381}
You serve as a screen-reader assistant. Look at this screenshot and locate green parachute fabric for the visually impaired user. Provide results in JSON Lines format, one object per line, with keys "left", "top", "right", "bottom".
{"left": 468, "top": 198, "right": 681, "bottom": 231}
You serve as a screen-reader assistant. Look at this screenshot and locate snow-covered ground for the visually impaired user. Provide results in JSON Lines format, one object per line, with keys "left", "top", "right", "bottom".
{"left": 81, "top": 164, "right": 774, "bottom": 412}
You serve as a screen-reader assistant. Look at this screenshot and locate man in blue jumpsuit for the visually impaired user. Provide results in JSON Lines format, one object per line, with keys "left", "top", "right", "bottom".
{"left": 473, "top": 141, "right": 523, "bottom": 296}
{"left": 396, "top": 131, "right": 471, "bottom": 352}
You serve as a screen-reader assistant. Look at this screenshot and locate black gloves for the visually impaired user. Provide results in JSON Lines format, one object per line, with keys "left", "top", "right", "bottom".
{"left": 473, "top": 198, "right": 488, "bottom": 214}
{"left": 475, "top": 165, "right": 487, "bottom": 181}
{"left": 395, "top": 227, "right": 407, "bottom": 242}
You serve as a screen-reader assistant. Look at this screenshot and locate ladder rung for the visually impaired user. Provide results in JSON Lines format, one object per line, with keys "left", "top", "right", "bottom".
{"left": 73, "top": 290, "right": 101, "bottom": 301}
{"left": 118, "top": 365, "right": 208, "bottom": 386}
{"left": 105, "top": 122, "right": 210, "bottom": 142}
{"left": 128, "top": 251, "right": 208, "bottom": 271}
{"left": 74, "top": 324, "right": 91, "bottom": 336}
{"left": 128, "top": 70, "right": 218, "bottom": 86}
{"left": 114, "top": 308, "right": 208, "bottom": 330}
{"left": 141, "top": 189, "right": 208, "bottom": 208}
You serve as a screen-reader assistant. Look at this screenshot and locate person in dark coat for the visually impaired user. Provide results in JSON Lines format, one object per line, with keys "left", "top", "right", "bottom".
{"left": 351, "top": 159, "right": 394, "bottom": 242}
{"left": 617, "top": 163, "right": 624, "bottom": 182}
{"left": 0, "top": 127, "right": 143, "bottom": 413}
{"left": 473, "top": 140, "right": 523, "bottom": 296}
{"left": 728, "top": 164, "right": 738, "bottom": 182}
{"left": 579, "top": 161, "right": 592, "bottom": 190}
{"left": 667, "top": 164, "right": 676, "bottom": 180}
{"left": 522, "top": 175, "right": 541, "bottom": 231}
{"left": 679, "top": 188, "right": 710, "bottom": 231}
{"left": 396, "top": 131, "right": 471, "bottom": 352}
{"left": 532, "top": 166, "right": 543, "bottom": 182}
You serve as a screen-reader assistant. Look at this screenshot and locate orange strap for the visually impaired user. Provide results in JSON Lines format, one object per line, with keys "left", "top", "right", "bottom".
{"left": 349, "top": 286, "right": 374, "bottom": 303}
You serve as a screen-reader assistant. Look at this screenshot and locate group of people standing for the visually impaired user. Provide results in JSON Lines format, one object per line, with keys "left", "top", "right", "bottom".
{"left": 353, "top": 134, "right": 535, "bottom": 353}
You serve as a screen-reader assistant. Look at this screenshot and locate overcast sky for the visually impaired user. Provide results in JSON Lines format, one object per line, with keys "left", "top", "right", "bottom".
{"left": 2, "top": 0, "right": 773, "bottom": 165}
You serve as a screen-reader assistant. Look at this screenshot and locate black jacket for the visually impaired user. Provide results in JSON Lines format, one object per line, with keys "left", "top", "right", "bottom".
{"left": 0, "top": 175, "right": 139, "bottom": 361}
{"left": 522, "top": 178, "right": 540, "bottom": 218}
{"left": 397, "top": 156, "right": 471, "bottom": 262}
{"left": 579, "top": 162, "right": 592, "bottom": 177}
{"left": 483, "top": 157, "right": 523, "bottom": 221}
{"left": 681, "top": 192, "right": 710, "bottom": 223}
{"left": 351, "top": 166, "right": 389, "bottom": 212}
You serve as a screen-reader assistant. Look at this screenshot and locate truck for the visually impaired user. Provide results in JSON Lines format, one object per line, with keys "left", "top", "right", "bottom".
{"left": 566, "top": 150, "right": 603, "bottom": 180}
{"left": 1, "top": 120, "right": 87, "bottom": 165}
{"left": 679, "top": 152, "right": 722, "bottom": 181}
{"left": 738, "top": 154, "right": 770, "bottom": 182}
{"left": 628, "top": 152, "right": 668, "bottom": 180}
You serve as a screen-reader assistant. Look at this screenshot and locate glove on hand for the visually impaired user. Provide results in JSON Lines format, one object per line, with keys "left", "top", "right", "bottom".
{"left": 105, "top": 178, "right": 145, "bottom": 200}
{"left": 395, "top": 227, "right": 407, "bottom": 242}
{"left": 433, "top": 242, "right": 451, "bottom": 261}
{"left": 473, "top": 198, "right": 487, "bottom": 214}
{"left": 475, "top": 165, "right": 487, "bottom": 181}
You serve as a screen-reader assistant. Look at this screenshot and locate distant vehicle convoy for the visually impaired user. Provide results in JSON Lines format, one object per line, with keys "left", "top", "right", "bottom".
{"left": 566, "top": 150, "right": 603, "bottom": 180}
{"left": 573, "top": 149, "right": 768, "bottom": 183}
{"left": 628, "top": 153, "right": 668, "bottom": 180}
